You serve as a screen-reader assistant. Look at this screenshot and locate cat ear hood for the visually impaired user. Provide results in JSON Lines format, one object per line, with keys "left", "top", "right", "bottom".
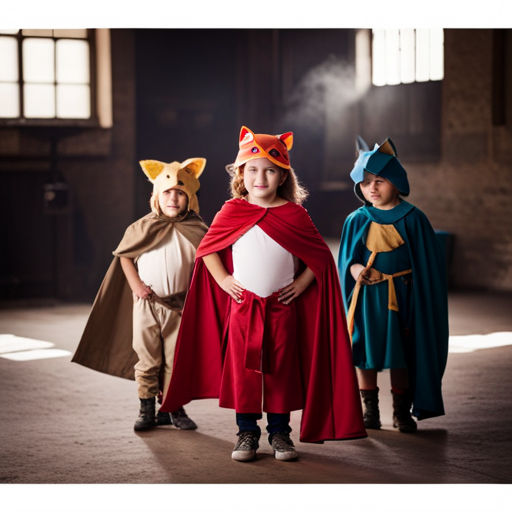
{"left": 232, "top": 126, "right": 293, "bottom": 170}
{"left": 350, "top": 137, "right": 409, "bottom": 203}
{"left": 139, "top": 157, "right": 206, "bottom": 214}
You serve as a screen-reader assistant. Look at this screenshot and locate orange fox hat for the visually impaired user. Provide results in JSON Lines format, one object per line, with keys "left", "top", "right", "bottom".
{"left": 139, "top": 157, "right": 206, "bottom": 214}
{"left": 233, "top": 126, "right": 293, "bottom": 170}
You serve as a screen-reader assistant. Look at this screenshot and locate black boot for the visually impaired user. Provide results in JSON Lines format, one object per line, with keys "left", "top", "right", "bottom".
{"left": 155, "top": 410, "right": 172, "bottom": 426}
{"left": 360, "top": 387, "right": 381, "bottom": 429}
{"left": 134, "top": 397, "right": 156, "bottom": 431}
{"left": 392, "top": 389, "right": 417, "bottom": 433}
{"left": 170, "top": 407, "right": 198, "bottom": 430}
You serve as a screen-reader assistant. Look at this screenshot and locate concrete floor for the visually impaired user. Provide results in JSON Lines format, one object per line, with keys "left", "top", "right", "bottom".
{"left": 1, "top": 290, "right": 512, "bottom": 511}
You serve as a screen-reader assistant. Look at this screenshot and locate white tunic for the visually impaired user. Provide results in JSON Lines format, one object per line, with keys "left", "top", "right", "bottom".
{"left": 232, "top": 225, "right": 297, "bottom": 298}
{"left": 137, "top": 229, "right": 196, "bottom": 297}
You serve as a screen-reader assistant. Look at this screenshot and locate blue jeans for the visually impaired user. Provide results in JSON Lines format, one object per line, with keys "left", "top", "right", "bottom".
{"left": 236, "top": 412, "right": 292, "bottom": 444}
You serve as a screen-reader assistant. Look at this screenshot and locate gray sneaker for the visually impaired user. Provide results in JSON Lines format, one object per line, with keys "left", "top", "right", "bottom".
{"left": 170, "top": 407, "right": 197, "bottom": 430}
{"left": 232, "top": 432, "right": 260, "bottom": 462}
{"left": 271, "top": 433, "right": 298, "bottom": 461}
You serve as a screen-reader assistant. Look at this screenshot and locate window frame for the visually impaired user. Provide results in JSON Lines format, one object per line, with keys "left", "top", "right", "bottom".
{"left": 371, "top": 28, "right": 444, "bottom": 88}
{"left": 0, "top": 29, "right": 99, "bottom": 128}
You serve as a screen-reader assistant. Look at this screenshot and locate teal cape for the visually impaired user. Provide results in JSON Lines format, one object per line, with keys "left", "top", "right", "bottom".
{"left": 338, "top": 201, "right": 449, "bottom": 420}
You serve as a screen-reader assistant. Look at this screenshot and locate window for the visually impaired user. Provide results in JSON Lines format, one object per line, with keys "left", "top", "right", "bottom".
{"left": 372, "top": 29, "right": 444, "bottom": 86}
{"left": 0, "top": 29, "right": 93, "bottom": 121}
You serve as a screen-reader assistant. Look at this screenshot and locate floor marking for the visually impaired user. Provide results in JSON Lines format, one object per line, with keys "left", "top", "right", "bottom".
{"left": 0, "top": 334, "right": 71, "bottom": 360}
{"left": 449, "top": 332, "right": 512, "bottom": 353}
{"left": 0, "top": 334, "right": 54, "bottom": 353}
{"left": 1, "top": 349, "right": 72, "bottom": 361}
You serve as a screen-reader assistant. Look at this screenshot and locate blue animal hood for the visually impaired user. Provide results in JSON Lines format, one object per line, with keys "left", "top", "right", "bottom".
{"left": 350, "top": 137, "right": 409, "bottom": 203}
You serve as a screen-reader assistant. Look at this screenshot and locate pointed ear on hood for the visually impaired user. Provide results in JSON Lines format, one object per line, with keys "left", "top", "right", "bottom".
{"left": 239, "top": 126, "right": 255, "bottom": 147}
{"left": 139, "top": 160, "right": 166, "bottom": 182}
{"left": 181, "top": 157, "right": 206, "bottom": 179}
{"left": 278, "top": 131, "right": 293, "bottom": 151}
{"left": 356, "top": 135, "right": 369, "bottom": 155}
{"left": 378, "top": 138, "right": 398, "bottom": 157}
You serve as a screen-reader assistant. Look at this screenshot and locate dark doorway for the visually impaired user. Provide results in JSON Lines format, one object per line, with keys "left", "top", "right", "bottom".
{"left": 0, "top": 171, "right": 55, "bottom": 301}
{"left": 134, "top": 29, "right": 242, "bottom": 224}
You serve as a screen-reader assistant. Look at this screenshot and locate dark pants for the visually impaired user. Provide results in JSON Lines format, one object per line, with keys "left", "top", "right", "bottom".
{"left": 236, "top": 412, "right": 292, "bottom": 444}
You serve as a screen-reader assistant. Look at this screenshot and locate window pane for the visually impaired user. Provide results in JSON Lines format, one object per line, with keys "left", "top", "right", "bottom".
{"left": 355, "top": 29, "right": 372, "bottom": 92}
{"left": 56, "top": 84, "right": 90, "bottom": 118}
{"left": 56, "top": 39, "right": 90, "bottom": 84}
{"left": 22, "top": 29, "right": 53, "bottom": 37}
{"left": 54, "top": 29, "right": 88, "bottom": 39}
{"left": 385, "top": 29, "right": 400, "bottom": 85}
{"left": 0, "top": 83, "right": 20, "bottom": 117}
{"left": 23, "top": 38, "right": 55, "bottom": 83}
{"left": 416, "top": 29, "right": 430, "bottom": 82}
{"left": 24, "top": 83, "right": 55, "bottom": 117}
{"left": 0, "top": 36, "right": 18, "bottom": 81}
{"left": 372, "top": 27, "right": 444, "bottom": 87}
{"left": 400, "top": 29, "right": 415, "bottom": 84}
{"left": 430, "top": 29, "right": 444, "bottom": 81}
{"left": 372, "top": 29, "right": 386, "bottom": 86}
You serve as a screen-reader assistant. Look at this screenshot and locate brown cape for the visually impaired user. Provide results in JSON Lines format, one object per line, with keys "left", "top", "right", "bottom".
{"left": 72, "top": 211, "right": 208, "bottom": 380}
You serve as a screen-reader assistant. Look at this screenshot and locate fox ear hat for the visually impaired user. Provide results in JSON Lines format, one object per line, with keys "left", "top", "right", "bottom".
{"left": 350, "top": 137, "right": 409, "bottom": 203}
{"left": 232, "top": 126, "right": 293, "bottom": 170}
{"left": 139, "top": 157, "right": 206, "bottom": 214}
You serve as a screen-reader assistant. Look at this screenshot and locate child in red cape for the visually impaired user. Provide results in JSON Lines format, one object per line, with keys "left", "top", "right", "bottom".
{"left": 161, "top": 126, "right": 366, "bottom": 462}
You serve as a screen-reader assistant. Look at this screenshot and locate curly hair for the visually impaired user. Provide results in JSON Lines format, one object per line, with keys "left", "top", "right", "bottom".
{"left": 227, "top": 164, "right": 309, "bottom": 205}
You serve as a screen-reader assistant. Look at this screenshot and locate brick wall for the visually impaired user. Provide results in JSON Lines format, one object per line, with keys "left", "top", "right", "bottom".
{"left": 405, "top": 29, "right": 512, "bottom": 291}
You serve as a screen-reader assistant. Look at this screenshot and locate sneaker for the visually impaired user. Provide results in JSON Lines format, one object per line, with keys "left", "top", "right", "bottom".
{"left": 231, "top": 432, "right": 259, "bottom": 462}
{"left": 271, "top": 433, "right": 298, "bottom": 461}
{"left": 170, "top": 407, "right": 198, "bottom": 430}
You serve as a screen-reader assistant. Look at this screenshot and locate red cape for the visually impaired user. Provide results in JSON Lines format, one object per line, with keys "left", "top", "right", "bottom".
{"left": 161, "top": 199, "right": 366, "bottom": 443}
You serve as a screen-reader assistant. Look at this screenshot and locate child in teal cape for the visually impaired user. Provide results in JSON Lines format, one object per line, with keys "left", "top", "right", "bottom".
{"left": 338, "top": 137, "right": 449, "bottom": 432}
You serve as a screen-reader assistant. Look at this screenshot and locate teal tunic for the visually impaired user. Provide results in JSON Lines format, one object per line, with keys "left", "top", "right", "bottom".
{"left": 338, "top": 201, "right": 449, "bottom": 420}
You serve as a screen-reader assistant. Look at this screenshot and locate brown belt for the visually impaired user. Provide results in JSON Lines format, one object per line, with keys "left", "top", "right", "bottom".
{"left": 347, "top": 268, "right": 412, "bottom": 343}
{"left": 151, "top": 291, "right": 187, "bottom": 312}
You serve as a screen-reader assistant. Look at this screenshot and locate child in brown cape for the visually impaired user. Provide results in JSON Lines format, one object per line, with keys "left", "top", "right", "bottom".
{"left": 72, "top": 158, "right": 208, "bottom": 431}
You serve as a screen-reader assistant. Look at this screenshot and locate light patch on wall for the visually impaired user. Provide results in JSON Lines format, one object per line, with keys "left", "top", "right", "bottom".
{"left": 283, "top": 56, "right": 362, "bottom": 130}
{"left": 0, "top": 334, "right": 71, "bottom": 360}
{"left": 449, "top": 332, "right": 512, "bottom": 353}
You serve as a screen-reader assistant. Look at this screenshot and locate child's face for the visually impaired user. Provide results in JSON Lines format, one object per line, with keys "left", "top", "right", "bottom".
{"left": 158, "top": 187, "right": 188, "bottom": 217}
{"left": 242, "top": 157, "right": 287, "bottom": 207}
{"left": 360, "top": 173, "right": 399, "bottom": 210}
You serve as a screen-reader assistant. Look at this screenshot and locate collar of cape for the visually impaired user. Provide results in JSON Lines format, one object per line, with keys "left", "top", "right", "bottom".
{"left": 360, "top": 200, "right": 415, "bottom": 224}
{"left": 151, "top": 209, "right": 202, "bottom": 224}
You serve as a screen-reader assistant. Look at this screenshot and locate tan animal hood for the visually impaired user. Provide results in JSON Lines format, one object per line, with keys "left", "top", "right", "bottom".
{"left": 140, "top": 157, "right": 206, "bottom": 214}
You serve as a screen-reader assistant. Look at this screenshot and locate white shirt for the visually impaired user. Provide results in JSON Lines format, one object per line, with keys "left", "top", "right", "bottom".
{"left": 232, "top": 225, "right": 297, "bottom": 298}
{"left": 137, "top": 229, "right": 196, "bottom": 297}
